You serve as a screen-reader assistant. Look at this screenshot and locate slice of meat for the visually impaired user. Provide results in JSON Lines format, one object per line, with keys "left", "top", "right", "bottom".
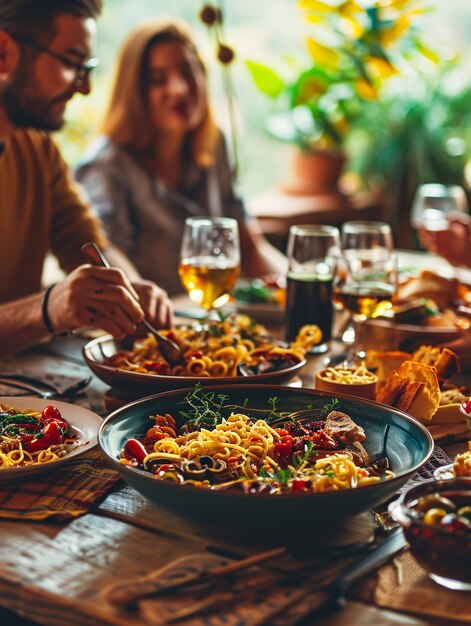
{"left": 345, "top": 441, "right": 369, "bottom": 467}
{"left": 324, "top": 410, "right": 366, "bottom": 443}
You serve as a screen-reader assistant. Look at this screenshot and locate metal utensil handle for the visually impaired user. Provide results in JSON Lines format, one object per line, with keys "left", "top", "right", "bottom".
{"left": 330, "top": 526, "right": 406, "bottom": 595}
{"left": 81, "top": 242, "right": 111, "bottom": 269}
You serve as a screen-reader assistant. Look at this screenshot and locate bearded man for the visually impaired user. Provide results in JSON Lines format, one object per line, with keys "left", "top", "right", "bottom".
{"left": 0, "top": 0, "right": 173, "bottom": 354}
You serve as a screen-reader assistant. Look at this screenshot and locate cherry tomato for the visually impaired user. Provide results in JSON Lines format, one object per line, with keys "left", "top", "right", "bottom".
{"left": 462, "top": 399, "right": 471, "bottom": 414}
{"left": 41, "top": 405, "right": 69, "bottom": 436}
{"left": 27, "top": 421, "right": 64, "bottom": 453}
{"left": 142, "top": 361, "right": 171, "bottom": 375}
{"left": 292, "top": 480, "right": 308, "bottom": 492}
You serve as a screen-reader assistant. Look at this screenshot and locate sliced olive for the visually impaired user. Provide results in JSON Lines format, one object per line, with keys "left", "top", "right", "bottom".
{"left": 199, "top": 455, "right": 215, "bottom": 469}
{"left": 181, "top": 459, "right": 206, "bottom": 480}
{"left": 147, "top": 458, "right": 180, "bottom": 473}
{"left": 207, "top": 459, "right": 227, "bottom": 474}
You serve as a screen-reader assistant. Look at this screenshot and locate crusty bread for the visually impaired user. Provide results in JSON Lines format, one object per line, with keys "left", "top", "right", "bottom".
{"left": 366, "top": 350, "right": 410, "bottom": 381}
{"left": 440, "top": 387, "right": 468, "bottom": 405}
{"left": 375, "top": 360, "right": 440, "bottom": 422}
{"left": 367, "top": 345, "right": 460, "bottom": 384}
{"left": 410, "top": 345, "right": 460, "bottom": 380}
{"left": 395, "top": 271, "right": 457, "bottom": 310}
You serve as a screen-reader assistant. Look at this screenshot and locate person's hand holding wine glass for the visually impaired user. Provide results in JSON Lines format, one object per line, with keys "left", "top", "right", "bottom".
{"left": 334, "top": 221, "right": 398, "bottom": 359}
{"left": 179, "top": 217, "right": 240, "bottom": 319}
{"left": 412, "top": 183, "right": 471, "bottom": 269}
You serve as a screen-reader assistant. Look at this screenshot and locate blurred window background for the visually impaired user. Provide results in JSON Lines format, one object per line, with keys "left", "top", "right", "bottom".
{"left": 57, "top": 0, "right": 471, "bottom": 247}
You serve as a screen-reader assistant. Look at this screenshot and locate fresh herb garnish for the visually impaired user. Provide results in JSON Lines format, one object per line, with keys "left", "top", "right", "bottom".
{"left": 177, "top": 384, "right": 291, "bottom": 429}
{"left": 259, "top": 466, "right": 293, "bottom": 485}
{"left": 293, "top": 440, "right": 315, "bottom": 467}
{"left": 323, "top": 398, "right": 339, "bottom": 415}
{"left": 179, "top": 382, "right": 228, "bottom": 429}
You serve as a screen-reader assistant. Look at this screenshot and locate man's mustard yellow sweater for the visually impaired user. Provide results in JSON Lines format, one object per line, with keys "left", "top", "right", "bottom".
{"left": 0, "top": 129, "right": 107, "bottom": 303}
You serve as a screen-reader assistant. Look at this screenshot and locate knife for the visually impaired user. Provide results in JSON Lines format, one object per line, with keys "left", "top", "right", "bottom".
{"left": 295, "top": 526, "right": 407, "bottom": 625}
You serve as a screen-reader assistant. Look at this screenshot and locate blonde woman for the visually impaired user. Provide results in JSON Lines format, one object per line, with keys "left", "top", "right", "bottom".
{"left": 75, "top": 19, "right": 286, "bottom": 295}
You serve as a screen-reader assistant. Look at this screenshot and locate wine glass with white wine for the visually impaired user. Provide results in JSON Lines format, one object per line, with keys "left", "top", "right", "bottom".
{"left": 178, "top": 217, "right": 240, "bottom": 319}
{"left": 332, "top": 221, "right": 397, "bottom": 362}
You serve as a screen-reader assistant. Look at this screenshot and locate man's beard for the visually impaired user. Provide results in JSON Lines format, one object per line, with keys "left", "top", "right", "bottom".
{"left": 2, "top": 65, "right": 69, "bottom": 131}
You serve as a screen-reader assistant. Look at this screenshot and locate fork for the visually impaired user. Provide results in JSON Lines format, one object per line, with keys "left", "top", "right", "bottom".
{"left": 81, "top": 242, "right": 185, "bottom": 366}
{"left": 0, "top": 375, "right": 92, "bottom": 399}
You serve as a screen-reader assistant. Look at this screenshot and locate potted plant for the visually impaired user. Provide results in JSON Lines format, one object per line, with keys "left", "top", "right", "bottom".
{"left": 246, "top": 0, "right": 435, "bottom": 195}
{"left": 349, "top": 63, "right": 471, "bottom": 247}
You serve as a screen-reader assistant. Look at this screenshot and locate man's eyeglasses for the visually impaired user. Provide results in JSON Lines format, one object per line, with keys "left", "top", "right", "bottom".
{"left": 10, "top": 33, "right": 99, "bottom": 85}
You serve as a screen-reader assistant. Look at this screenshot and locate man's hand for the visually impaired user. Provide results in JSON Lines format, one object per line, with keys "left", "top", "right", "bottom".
{"left": 47, "top": 265, "right": 146, "bottom": 339}
{"left": 131, "top": 279, "right": 173, "bottom": 329}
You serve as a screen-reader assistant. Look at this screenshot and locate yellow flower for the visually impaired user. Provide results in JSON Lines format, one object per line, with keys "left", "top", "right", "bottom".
{"left": 298, "top": 0, "right": 337, "bottom": 13}
{"left": 355, "top": 77, "right": 378, "bottom": 99}
{"left": 378, "top": 15, "right": 411, "bottom": 45}
{"left": 307, "top": 37, "right": 341, "bottom": 69}
{"left": 367, "top": 56, "right": 399, "bottom": 79}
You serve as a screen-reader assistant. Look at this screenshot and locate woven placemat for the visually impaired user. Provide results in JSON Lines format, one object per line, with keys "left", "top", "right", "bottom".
{"left": 0, "top": 449, "right": 121, "bottom": 521}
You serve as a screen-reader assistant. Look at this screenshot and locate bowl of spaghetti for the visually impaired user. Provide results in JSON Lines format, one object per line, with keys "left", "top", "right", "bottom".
{"left": 98, "top": 384, "right": 433, "bottom": 531}
{"left": 84, "top": 317, "right": 319, "bottom": 394}
{"left": 0, "top": 396, "right": 101, "bottom": 481}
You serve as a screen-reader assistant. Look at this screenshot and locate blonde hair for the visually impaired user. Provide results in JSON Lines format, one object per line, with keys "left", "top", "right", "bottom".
{"left": 100, "top": 18, "right": 218, "bottom": 167}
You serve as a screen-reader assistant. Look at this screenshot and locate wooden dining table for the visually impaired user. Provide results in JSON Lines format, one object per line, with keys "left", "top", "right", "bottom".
{"left": 0, "top": 279, "right": 469, "bottom": 626}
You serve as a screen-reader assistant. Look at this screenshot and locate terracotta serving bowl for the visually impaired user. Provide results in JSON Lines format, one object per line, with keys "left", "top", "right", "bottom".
{"left": 358, "top": 318, "right": 463, "bottom": 352}
{"left": 315, "top": 368, "right": 378, "bottom": 401}
{"left": 83, "top": 334, "right": 306, "bottom": 395}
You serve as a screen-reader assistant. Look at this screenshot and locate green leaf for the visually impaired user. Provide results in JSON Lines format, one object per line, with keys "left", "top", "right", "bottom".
{"left": 245, "top": 60, "right": 286, "bottom": 98}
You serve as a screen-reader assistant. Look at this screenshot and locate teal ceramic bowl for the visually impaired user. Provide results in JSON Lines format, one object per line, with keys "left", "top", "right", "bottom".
{"left": 99, "top": 385, "right": 433, "bottom": 532}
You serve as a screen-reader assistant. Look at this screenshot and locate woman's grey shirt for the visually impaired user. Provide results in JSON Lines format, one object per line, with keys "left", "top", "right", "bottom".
{"left": 74, "top": 135, "right": 245, "bottom": 295}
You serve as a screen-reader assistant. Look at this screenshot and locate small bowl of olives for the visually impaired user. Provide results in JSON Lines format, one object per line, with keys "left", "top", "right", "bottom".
{"left": 389, "top": 478, "right": 471, "bottom": 591}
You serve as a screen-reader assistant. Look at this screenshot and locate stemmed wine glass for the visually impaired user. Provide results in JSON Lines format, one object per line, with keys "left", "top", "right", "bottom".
{"left": 178, "top": 217, "right": 240, "bottom": 319}
{"left": 333, "top": 221, "right": 397, "bottom": 360}
{"left": 411, "top": 183, "right": 469, "bottom": 233}
{"left": 411, "top": 184, "right": 470, "bottom": 274}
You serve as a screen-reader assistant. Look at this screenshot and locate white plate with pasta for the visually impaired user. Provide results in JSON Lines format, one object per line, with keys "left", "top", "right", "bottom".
{"left": 0, "top": 396, "right": 102, "bottom": 482}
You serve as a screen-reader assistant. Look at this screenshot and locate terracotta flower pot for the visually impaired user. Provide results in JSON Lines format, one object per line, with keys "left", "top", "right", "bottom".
{"left": 282, "top": 148, "right": 346, "bottom": 196}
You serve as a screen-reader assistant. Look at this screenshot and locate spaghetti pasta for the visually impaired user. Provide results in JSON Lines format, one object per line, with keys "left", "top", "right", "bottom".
{"left": 0, "top": 403, "right": 81, "bottom": 469}
{"left": 121, "top": 405, "right": 393, "bottom": 494}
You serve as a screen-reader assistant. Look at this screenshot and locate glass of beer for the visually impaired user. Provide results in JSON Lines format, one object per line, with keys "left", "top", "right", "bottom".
{"left": 285, "top": 224, "right": 340, "bottom": 353}
{"left": 179, "top": 217, "right": 240, "bottom": 317}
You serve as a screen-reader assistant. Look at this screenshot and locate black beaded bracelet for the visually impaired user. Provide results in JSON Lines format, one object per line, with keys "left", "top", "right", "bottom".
{"left": 41, "top": 283, "right": 57, "bottom": 334}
